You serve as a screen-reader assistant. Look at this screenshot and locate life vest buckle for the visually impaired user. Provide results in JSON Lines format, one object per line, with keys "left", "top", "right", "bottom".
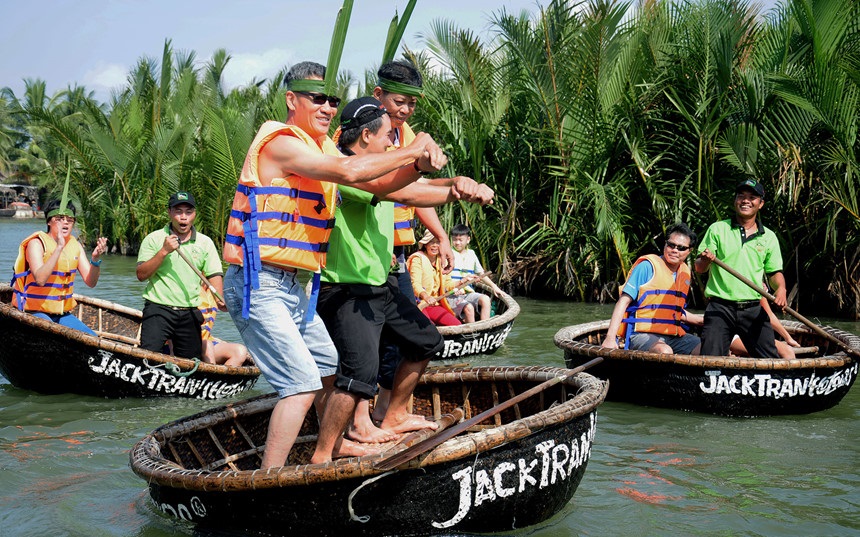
{"left": 318, "top": 242, "right": 329, "bottom": 253}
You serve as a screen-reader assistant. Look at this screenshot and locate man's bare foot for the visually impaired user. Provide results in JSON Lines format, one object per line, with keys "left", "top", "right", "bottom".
{"left": 346, "top": 423, "right": 402, "bottom": 444}
{"left": 380, "top": 413, "right": 439, "bottom": 434}
{"left": 332, "top": 437, "right": 387, "bottom": 459}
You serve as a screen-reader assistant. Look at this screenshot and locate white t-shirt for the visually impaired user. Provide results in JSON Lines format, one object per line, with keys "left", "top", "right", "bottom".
{"left": 452, "top": 248, "right": 483, "bottom": 292}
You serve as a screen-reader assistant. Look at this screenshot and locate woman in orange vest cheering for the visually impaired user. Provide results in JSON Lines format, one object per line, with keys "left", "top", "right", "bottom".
{"left": 602, "top": 223, "right": 703, "bottom": 354}
{"left": 12, "top": 198, "right": 108, "bottom": 335}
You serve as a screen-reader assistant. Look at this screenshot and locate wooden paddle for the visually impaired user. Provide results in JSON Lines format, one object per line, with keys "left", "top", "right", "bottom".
{"left": 418, "top": 271, "right": 492, "bottom": 310}
{"left": 175, "top": 245, "right": 224, "bottom": 305}
{"left": 711, "top": 257, "right": 860, "bottom": 359}
{"left": 373, "top": 357, "right": 603, "bottom": 471}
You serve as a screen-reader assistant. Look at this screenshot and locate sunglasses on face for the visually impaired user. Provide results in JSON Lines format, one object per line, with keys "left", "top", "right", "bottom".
{"left": 296, "top": 91, "right": 341, "bottom": 108}
{"left": 665, "top": 241, "right": 691, "bottom": 252}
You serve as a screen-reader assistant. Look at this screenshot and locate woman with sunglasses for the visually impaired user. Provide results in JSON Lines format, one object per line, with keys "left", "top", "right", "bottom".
{"left": 602, "top": 222, "right": 703, "bottom": 354}
{"left": 11, "top": 199, "right": 108, "bottom": 335}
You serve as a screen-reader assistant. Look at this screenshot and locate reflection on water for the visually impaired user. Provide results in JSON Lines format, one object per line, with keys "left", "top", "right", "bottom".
{"left": 1, "top": 218, "right": 858, "bottom": 537}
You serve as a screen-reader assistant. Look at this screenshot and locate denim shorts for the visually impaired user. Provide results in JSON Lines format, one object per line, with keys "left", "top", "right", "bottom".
{"left": 224, "top": 264, "right": 338, "bottom": 398}
{"left": 628, "top": 332, "right": 701, "bottom": 355}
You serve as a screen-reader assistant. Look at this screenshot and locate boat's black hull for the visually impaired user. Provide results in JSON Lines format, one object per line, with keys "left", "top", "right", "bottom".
{"left": 147, "top": 411, "right": 596, "bottom": 536}
{"left": 436, "top": 288, "right": 519, "bottom": 360}
{"left": 0, "top": 287, "right": 259, "bottom": 399}
{"left": 556, "top": 320, "right": 859, "bottom": 417}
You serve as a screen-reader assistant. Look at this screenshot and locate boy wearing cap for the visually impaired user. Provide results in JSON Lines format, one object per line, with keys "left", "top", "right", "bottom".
{"left": 310, "top": 97, "right": 493, "bottom": 462}
{"left": 695, "top": 179, "right": 786, "bottom": 357}
{"left": 136, "top": 191, "right": 224, "bottom": 359}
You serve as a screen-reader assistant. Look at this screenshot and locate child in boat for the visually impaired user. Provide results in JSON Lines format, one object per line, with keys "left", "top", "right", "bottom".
{"left": 12, "top": 198, "right": 108, "bottom": 336}
{"left": 449, "top": 223, "right": 503, "bottom": 322}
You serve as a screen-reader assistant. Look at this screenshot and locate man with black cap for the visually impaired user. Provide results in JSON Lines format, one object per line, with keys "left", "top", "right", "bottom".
{"left": 695, "top": 178, "right": 786, "bottom": 357}
{"left": 310, "top": 96, "right": 493, "bottom": 462}
{"left": 136, "top": 191, "right": 224, "bottom": 359}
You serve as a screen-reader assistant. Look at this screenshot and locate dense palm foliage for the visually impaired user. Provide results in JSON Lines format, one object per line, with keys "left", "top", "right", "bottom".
{"left": 1, "top": 0, "right": 858, "bottom": 317}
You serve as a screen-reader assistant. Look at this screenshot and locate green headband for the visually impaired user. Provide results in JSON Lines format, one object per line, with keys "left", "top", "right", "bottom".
{"left": 378, "top": 77, "right": 423, "bottom": 98}
{"left": 288, "top": 79, "right": 326, "bottom": 93}
{"left": 46, "top": 166, "right": 74, "bottom": 219}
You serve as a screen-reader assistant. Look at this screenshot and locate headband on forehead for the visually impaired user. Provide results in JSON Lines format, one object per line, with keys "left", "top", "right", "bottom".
{"left": 288, "top": 78, "right": 326, "bottom": 93}
{"left": 377, "top": 77, "right": 423, "bottom": 97}
{"left": 341, "top": 103, "right": 388, "bottom": 131}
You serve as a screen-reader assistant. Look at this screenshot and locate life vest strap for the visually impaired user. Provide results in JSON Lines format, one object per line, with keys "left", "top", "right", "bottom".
{"left": 235, "top": 184, "right": 327, "bottom": 207}
{"left": 230, "top": 209, "right": 336, "bottom": 230}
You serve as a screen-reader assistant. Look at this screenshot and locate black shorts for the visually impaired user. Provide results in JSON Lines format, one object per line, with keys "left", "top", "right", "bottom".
{"left": 316, "top": 279, "right": 443, "bottom": 399}
{"left": 140, "top": 301, "right": 204, "bottom": 358}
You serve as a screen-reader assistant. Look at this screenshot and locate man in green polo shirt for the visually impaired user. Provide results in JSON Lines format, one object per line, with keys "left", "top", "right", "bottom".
{"left": 136, "top": 191, "right": 224, "bottom": 358}
{"left": 310, "top": 97, "right": 494, "bottom": 462}
{"left": 695, "top": 179, "right": 786, "bottom": 357}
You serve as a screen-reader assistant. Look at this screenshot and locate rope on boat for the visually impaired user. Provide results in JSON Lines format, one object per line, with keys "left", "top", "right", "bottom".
{"left": 347, "top": 470, "right": 398, "bottom": 523}
{"left": 143, "top": 358, "right": 200, "bottom": 377}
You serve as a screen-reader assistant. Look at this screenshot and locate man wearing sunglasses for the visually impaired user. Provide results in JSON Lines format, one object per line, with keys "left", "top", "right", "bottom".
{"left": 695, "top": 179, "right": 785, "bottom": 358}
{"left": 221, "top": 61, "right": 449, "bottom": 469}
{"left": 602, "top": 223, "right": 703, "bottom": 354}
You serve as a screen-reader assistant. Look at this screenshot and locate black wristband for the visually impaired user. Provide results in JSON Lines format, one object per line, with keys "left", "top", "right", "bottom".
{"left": 413, "top": 160, "right": 430, "bottom": 176}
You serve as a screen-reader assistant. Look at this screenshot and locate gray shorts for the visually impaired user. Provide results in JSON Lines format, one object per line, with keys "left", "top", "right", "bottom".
{"left": 448, "top": 292, "right": 484, "bottom": 317}
{"left": 628, "top": 332, "right": 701, "bottom": 355}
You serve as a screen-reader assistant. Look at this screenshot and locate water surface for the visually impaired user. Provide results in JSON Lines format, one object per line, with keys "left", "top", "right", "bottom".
{"left": 1, "top": 219, "right": 857, "bottom": 536}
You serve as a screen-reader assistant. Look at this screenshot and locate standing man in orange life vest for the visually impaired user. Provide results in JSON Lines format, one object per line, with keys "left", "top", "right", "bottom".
{"left": 221, "top": 61, "right": 448, "bottom": 468}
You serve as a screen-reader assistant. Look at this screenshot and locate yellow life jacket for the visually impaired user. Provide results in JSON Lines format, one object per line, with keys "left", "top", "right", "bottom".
{"left": 12, "top": 231, "right": 81, "bottom": 314}
{"left": 199, "top": 287, "right": 218, "bottom": 341}
{"left": 222, "top": 121, "right": 340, "bottom": 317}
{"left": 392, "top": 123, "right": 418, "bottom": 246}
{"left": 617, "top": 254, "right": 691, "bottom": 346}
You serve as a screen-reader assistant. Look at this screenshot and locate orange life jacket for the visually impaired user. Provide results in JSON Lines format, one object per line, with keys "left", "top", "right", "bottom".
{"left": 392, "top": 123, "right": 418, "bottom": 246}
{"left": 199, "top": 288, "right": 217, "bottom": 341}
{"left": 618, "top": 254, "right": 691, "bottom": 347}
{"left": 12, "top": 231, "right": 81, "bottom": 314}
{"left": 222, "top": 121, "right": 340, "bottom": 317}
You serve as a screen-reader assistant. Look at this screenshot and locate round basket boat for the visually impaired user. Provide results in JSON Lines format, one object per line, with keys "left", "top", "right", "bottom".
{"left": 130, "top": 365, "right": 608, "bottom": 536}
{"left": 435, "top": 285, "right": 520, "bottom": 360}
{"left": 0, "top": 285, "right": 259, "bottom": 399}
{"left": 554, "top": 319, "right": 859, "bottom": 416}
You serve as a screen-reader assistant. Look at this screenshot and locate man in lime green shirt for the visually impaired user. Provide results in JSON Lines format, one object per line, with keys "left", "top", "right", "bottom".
{"left": 695, "top": 179, "right": 786, "bottom": 357}
{"left": 136, "top": 191, "right": 224, "bottom": 358}
{"left": 311, "top": 97, "right": 494, "bottom": 463}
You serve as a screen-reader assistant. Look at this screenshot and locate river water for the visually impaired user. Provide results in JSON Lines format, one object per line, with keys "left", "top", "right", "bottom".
{"left": 1, "top": 218, "right": 858, "bottom": 536}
